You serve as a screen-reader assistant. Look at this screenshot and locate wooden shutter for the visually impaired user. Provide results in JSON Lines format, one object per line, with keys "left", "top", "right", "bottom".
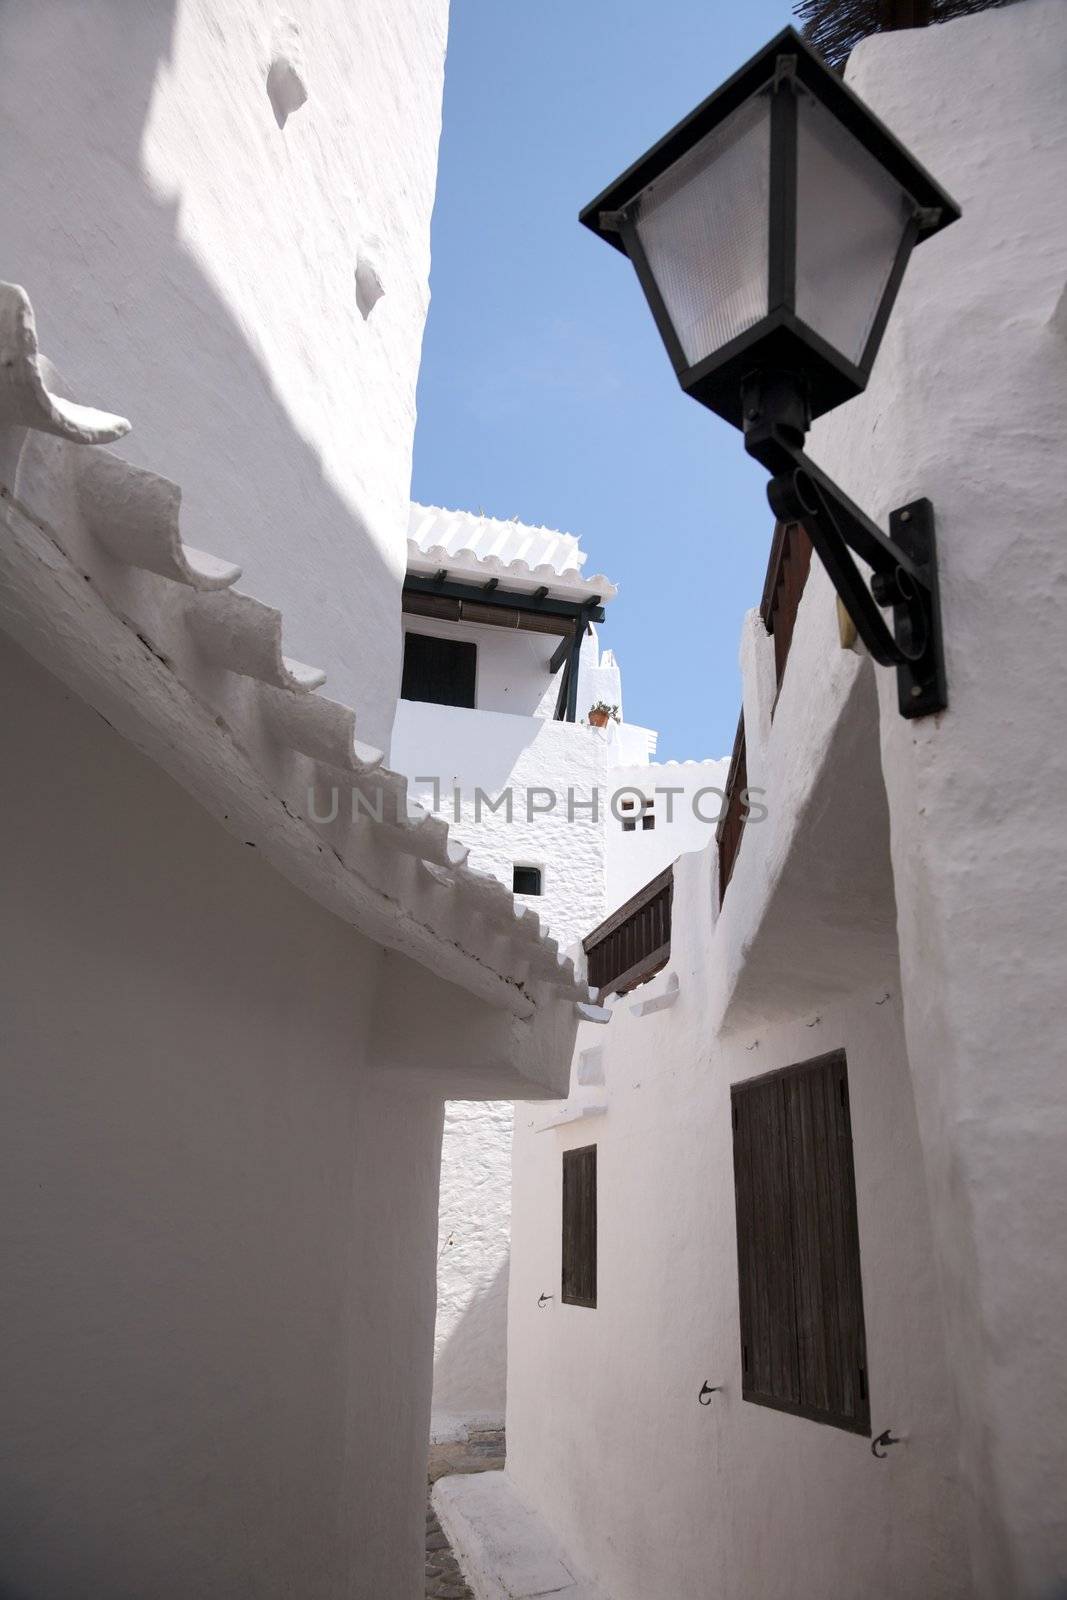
{"left": 733, "top": 1075, "right": 801, "bottom": 1407}
{"left": 731, "top": 1051, "right": 870, "bottom": 1435}
{"left": 782, "top": 1056, "right": 869, "bottom": 1430}
{"left": 562, "top": 1145, "right": 597, "bottom": 1308}
{"left": 400, "top": 632, "right": 477, "bottom": 708}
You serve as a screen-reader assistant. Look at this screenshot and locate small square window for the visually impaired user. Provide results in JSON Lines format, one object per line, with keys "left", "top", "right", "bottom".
{"left": 513, "top": 865, "right": 542, "bottom": 896}
{"left": 642, "top": 814, "right": 656, "bottom": 831}
{"left": 622, "top": 819, "right": 636, "bottom": 833}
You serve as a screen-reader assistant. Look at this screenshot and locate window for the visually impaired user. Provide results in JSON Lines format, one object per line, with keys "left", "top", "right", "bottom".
{"left": 731, "top": 1051, "right": 870, "bottom": 1435}
{"left": 513, "top": 865, "right": 542, "bottom": 897}
{"left": 620, "top": 795, "right": 654, "bottom": 832}
{"left": 401, "top": 631, "right": 476, "bottom": 709}
{"left": 562, "top": 1145, "right": 597, "bottom": 1308}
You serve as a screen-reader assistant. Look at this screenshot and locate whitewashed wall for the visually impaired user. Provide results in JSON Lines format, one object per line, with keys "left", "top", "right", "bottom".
{"left": 393, "top": 693, "right": 610, "bottom": 1432}
{"left": 393, "top": 627, "right": 729, "bottom": 1434}
{"left": 605, "top": 757, "right": 731, "bottom": 912}
{"left": 0, "top": 635, "right": 446, "bottom": 1599}
{"left": 506, "top": 7, "right": 1067, "bottom": 1597}
{"left": 508, "top": 842, "right": 968, "bottom": 1600}
{"left": 816, "top": 5, "right": 1067, "bottom": 1591}
{"left": 0, "top": 0, "right": 447, "bottom": 747}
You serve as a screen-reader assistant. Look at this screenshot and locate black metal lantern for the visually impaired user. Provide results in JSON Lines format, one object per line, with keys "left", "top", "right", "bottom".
{"left": 580, "top": 26, "right": 961, "bottom": 719}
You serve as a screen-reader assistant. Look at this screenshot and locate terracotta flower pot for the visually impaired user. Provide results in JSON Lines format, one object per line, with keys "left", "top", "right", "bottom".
{"left": 588, "top": 709, "right": 610, "bottom": 728}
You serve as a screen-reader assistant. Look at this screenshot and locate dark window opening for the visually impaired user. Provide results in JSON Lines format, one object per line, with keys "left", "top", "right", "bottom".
{"left": 401, "top": 631, "right": 477, "bottom": 709}
{"left": 731, "top": 1051, "right": 870, "bottom": 1435}
{"left": 513, "top": 865, "right": 542, "bottom": 897}
{"left": 621, "top": 796, "right": 655, "bottom": 832}
{"left": 562, "top": 1144, "right": 597, "bottom": 1308}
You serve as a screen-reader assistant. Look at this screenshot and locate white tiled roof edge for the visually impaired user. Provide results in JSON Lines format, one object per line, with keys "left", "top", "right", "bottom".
{"left": 0, "top": 283, "right": 593, "bottom": 1042}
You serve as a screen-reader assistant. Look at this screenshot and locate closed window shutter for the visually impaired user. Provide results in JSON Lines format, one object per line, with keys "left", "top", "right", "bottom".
{"left": 732, "top": 1051, "right": 870, "bottom": 1435}
{"left": 400, "top": 632, "right": 477, "bottom": 708}
{"left": 562, "top": 1145, "right": 597, "bottom": 1308}
{"left": 783, "top": 1060, "right": 869, "bottom": 1429}
{"left": 733, "top": 1076, "right": 801, "bottom": 1406}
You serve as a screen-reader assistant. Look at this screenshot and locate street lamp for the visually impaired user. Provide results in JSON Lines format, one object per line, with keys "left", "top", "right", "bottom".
{"left": 580, "top": 26, "right": 960, "bottom": 718}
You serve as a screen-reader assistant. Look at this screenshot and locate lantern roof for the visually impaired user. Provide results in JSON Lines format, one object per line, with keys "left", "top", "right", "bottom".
{"left": 579, "top": 25, "right": 959, "bottom": 254}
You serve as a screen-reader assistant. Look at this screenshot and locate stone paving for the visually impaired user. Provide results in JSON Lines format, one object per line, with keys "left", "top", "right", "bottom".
{"left": 425, "top": 1427, "right": 506, "bottom": 1600}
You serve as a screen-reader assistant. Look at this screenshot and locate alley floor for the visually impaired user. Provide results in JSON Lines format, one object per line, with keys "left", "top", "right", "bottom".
{"left": 425, "top": 1427, "right": 506, "bottom": 1600}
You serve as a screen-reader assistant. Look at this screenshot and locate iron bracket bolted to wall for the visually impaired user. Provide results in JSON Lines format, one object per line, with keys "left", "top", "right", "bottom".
{"left": 698, "top": 1381, "right": 722, "bottom": 1405}
{"left": 742, "top": 371, "right": 946, "bottom": 719}
{"left": 871, "top": 1428, "right": 901, "bottom": 1458}
{"left": 538, "top": 1292, "right": 554, "bottom": 1308}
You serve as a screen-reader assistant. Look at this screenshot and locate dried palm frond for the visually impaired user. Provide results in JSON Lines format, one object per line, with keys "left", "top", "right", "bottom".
{"left": 793, "top": 0, "right": 1012, "bottom": 70}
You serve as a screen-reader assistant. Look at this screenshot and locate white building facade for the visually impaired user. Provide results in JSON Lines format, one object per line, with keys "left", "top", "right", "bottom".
{"left": 390, "top": 503, "right": 728, "bottom": 1434}
{"left": 0, "top": 5, "right": 588, "bottom": 1597}
{"left": 496, "top": 6, "right": 1067, "bottom": 1599}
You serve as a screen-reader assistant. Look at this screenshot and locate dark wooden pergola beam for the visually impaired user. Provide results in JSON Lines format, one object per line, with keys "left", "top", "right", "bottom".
{"left": 403, "top": 575, "right": 604, "bottom": 724}
{"left": 404, "top": 573, "right": 604, "bottom": 625}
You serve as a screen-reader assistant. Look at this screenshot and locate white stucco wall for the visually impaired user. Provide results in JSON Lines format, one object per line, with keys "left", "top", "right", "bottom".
{"left": 604, "top": 757, "right": 731, "bottom": 912}
{"left": 393, "top": 693, "right": 611, "bottom": 1431}
{"left": 0, "top": 634, "right": 446, "bottom": 1598}
{"left": 506, "top": 8, "right": 1067, "bottom": 1597}
{"left": 508, "top": 844, "right": 967, "bottom": 1600}
{"left": 809, "top": 6, "right": 1067, "bottom": 1592}
{"left": 392, "top": 698, "right": 610, "bottom": 949}
{"left": 0, "top": 0, "right": 448, "bottom": 747}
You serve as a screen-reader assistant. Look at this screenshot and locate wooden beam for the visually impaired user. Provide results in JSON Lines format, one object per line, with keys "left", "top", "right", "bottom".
{"left": 405, "top": 574, "right": 604, "bottom": 625}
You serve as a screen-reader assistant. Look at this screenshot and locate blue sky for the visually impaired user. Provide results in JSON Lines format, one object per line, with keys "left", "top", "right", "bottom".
{"left": 412, "top": 0, "right": 795, "bottom": 760}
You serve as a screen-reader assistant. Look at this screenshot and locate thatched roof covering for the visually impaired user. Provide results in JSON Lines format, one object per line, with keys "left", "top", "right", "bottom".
{"left": 793, "top": 0, "right": 1012, "bottom": 69}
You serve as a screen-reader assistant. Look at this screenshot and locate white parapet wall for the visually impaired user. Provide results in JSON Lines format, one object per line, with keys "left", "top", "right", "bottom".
{"left": 0, "top": 0, "right": 448, "bottom": 748}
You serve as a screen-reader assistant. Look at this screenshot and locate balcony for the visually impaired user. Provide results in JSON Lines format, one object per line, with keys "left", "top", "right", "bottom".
{"left": 583, "top": 864, "right": 673, "bottom": 1001}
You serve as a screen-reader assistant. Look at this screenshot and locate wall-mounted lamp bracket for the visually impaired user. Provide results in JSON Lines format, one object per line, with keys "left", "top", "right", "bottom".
{"left": 537, "top": 1292, "right": 554, "bottom": 1308}
{"left": 743, "top": 371, "right": 946, "bottom": 719}
{"left": 871, "top": 1428, "right": 900, "bottom": 1458}
{"left": 698, "top": 1381, "right": 722, "bottom": 1405}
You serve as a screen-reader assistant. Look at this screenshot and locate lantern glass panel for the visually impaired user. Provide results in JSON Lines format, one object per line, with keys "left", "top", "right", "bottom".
{"left": 795, "top": 90, "right": 913, "bottom": 368}
{"left": 634, "top": 94, "right": 770, "bottom": 368}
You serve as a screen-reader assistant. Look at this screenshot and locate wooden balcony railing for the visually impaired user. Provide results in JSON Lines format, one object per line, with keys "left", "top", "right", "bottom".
{"left": 716, "top": 712, "right": 748, "bottom": 907}
{"left": 760, "top": 519, "right": 813, "bottom": 706}
{"left": 583, "top": 864, "right": 673, "bottom": 1001}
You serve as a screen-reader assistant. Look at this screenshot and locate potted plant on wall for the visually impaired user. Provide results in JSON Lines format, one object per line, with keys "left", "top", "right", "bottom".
{"left": 587, "top": 701, "right": 619, "bottom": 728}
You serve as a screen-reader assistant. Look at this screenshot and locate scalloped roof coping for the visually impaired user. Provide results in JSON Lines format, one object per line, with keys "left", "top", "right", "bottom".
{"left": 0, "top": 285, "right": 590, "bottom": 1059}
{"left": 408, "top": 502, "right": 617, "bottom": 603}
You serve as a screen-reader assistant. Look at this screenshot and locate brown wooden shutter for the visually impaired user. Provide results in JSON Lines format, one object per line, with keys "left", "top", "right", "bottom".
{"left": 731, "top": 1051, "right": 870, "bottom": 1435}
{"left": 782, "top": 1056, "right": 869, "bottom": 1431}
{"left": 733, "top": 1076, "right": 801, "bottom": 1407}
{"left": 400, "top": 632, "right": 477, "bottom": 708}
{"left": 562, "top": 1145, "right": 597, "bottom": 1308}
